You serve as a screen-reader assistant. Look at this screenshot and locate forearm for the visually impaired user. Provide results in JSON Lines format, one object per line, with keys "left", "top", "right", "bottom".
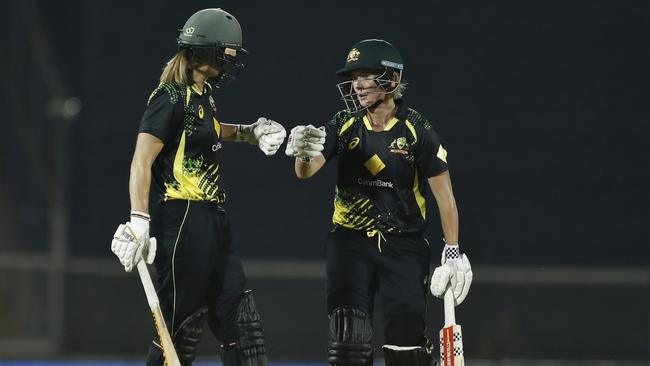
{"left": 428, "top": 172, "right": 459, "bottom": 245}
{"left": 220, "top": 123, "right": 240, "bottom": 142}
{"left": 295, "top": 155, "right": 325, "bottom": 179}
{"left": 436, "top": 196, "right": 459, "bottom": 245}
{"left": 129, "top": 158, "right": 152, "bottom": 214}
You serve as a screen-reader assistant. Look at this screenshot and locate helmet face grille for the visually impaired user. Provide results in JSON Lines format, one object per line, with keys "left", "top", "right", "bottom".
{"left": 186, "top": 46, "right": 245, "bottom": 88}
{"left": 336, "top": 68, "right": 402, "bottom": 113}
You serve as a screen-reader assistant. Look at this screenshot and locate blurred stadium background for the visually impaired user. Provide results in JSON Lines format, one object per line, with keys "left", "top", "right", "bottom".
{"left": 1, "top": 0, "right": 648, "bottom": 364}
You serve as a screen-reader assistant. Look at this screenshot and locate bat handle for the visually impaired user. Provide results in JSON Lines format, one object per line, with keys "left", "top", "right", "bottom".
{"left": 137, "top": 260, "right": 158, "bottom": 308}
{"left": 443, "top": 288, "right": 456, "bottom": 326}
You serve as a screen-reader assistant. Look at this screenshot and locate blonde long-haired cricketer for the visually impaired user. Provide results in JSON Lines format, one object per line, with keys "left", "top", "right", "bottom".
{"left": 110, "top": 8, "right": 286, "bottom": 366}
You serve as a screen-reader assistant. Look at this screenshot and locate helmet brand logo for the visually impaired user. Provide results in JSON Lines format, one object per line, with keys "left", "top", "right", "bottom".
{"left": 381, "top": 60, "right": 403, "bottom": 70}
{"left": 347, "top": 48, "right": 360, "bottom": 63}
{"left": 184, "top": 27, "right": 195, "bottom": 36}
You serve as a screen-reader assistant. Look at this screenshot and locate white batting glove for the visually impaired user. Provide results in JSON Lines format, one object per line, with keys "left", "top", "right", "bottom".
{"left": 239, "top": 118, "right": 287, "bottom": 156}
{"left": 284, "top": 125, "right": 326, "bottom": 158}
{"left": 430, "top": 244, "right": 473, "bottom": 305}
{"left": 111, "top": 215, "right": 157, "bottom": 272}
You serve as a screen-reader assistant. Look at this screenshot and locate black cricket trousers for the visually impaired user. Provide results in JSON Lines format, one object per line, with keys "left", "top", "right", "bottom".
{"left": 326, "top": 225, "right": 432, "bottom": 346}
{"left": 146, "top": 199, "right": 246, "bottom": 365}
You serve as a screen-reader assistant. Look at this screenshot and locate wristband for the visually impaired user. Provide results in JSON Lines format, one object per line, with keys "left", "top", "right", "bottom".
{"left": 444, "top": 244, "right": 460, "bottom": 260}
{"left": 130, "top": 210, "right": 150, "bottom": 221}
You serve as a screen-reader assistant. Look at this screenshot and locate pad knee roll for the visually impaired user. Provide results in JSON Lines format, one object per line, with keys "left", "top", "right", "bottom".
{"left": 174, "top": 308, "right": 208, "bottom": 364}
{"left": 383, "top": 345, "right": 433, "bottom": 366}
{"left": 328, "top": 307, "right": 373, "bottom": 366}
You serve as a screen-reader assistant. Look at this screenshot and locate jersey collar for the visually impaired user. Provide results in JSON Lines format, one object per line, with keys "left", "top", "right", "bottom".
{"left": 190, "top": 82, "right": 212, "bottom": 95}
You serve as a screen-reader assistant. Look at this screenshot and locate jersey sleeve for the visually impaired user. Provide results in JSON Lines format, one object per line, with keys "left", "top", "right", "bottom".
{"left": 321, "top": 111, "right": 347, "bottom": 161}
{"left": 139, "top": 90, "right": 181, "bottom": 143}
{"left": 415, "top": 125, "right": 449, "bottom": 178}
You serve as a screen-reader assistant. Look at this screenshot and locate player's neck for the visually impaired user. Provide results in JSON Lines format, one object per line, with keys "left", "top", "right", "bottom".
{"left": 192, "top": 70, "right": 208, "bottom": 91}
{"left": 366, "top": 98, "right": 396, "bottom": 131}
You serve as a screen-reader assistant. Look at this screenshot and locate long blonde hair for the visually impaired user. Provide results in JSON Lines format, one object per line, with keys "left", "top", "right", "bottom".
{"left": 160, "top": 49, "right": 191, "bottom": 85}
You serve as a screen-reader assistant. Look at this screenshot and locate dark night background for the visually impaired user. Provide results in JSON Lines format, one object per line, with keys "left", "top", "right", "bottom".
{"left": 1, "top": 0, "right": 648, "bottom": 362}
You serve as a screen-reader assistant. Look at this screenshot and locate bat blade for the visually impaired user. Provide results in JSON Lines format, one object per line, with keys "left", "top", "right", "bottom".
{"left": 138, "top": 259, "right": 181, "bottom": 366}
{"left": 440, "top": 288, "right": 465, "bottom": 366}
{"left": 440, "top": 324, "right": 464, "bottom": 366}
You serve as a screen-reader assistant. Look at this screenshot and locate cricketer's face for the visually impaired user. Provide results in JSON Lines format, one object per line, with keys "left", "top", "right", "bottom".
{"left": 196, "top": 64, "right": 221, "bottom": 78}
{"left": 350, "top": 70, "right": 384, "bottom": 107}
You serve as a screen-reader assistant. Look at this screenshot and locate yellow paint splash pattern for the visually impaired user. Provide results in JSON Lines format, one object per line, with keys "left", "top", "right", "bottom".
{"left": 333, "top": 188, "right": 382, "bottom": 231}
{"left": 164, "top": 131, "right": 224, "bottom": 202}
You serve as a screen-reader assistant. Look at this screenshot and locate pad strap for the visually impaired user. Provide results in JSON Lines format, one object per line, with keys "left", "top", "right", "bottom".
{"left": 383, "top": 345, "right": 433, "bottom": 366}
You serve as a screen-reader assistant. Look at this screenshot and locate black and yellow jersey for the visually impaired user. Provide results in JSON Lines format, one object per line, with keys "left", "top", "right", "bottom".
{"left": 322, "top": 100, "right": 449, "bottom": 234}
{"left": 139, "top": 81, "right": 226, "bottom": 203}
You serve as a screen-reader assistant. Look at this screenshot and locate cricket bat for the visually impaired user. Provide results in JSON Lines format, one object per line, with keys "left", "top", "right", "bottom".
{"left": 137, "top": 252, "right": 181, "bottom": 366}
{"left": 440, "top": 288, "right": 464, "bottom": 366}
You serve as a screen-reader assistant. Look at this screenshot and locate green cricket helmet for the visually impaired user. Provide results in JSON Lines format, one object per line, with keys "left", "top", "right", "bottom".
{"left": 336, "top": 39, "right": 405, "bottom": 112}
{"left": 178, "top": 8, "right": 248, "bottom": 87}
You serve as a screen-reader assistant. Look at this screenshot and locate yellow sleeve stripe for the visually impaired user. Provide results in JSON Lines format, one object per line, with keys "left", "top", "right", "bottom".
{"left": 213, "top": 117, "right": 221, "bottom": 138}
{"left": 412, "top": 171, "right": 426, "bottom": 219}
{"left": 339, "top": 116, "right": 357, "bottom": 136}
{"left": 404, "top": 120, "right": 417, "bottom": 143}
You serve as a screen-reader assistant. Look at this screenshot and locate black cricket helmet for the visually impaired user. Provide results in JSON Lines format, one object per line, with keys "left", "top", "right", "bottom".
{"left": 336, "top": 39, "right": 404, "bottom": 112}
{"left": 178, "top": 8, "right": 248, "bottom": 87}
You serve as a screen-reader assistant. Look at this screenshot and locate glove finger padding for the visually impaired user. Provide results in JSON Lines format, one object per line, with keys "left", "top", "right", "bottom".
{"left": 304, "top": 125, "right": 326, "bottom": 137}
{"left": 258, "top": 136, "right": 285, "bottom": 156}
{"left": 285, "top": 125, "right": 326, "bottom": 157}
{"left": 259, "top": 134, "right": 285, "bottom": 148}
{"left": 430, "top": 265, "right": 452, "bottom": 298}
{"left": 455, "top": 254, "right": 473, "bottom": 305}
{"left": 111, "top": 224, "right": 127, "bottom": 254}
{"left": 252, "top": 118, "right": 286, "bottom": 151}
{"left": 293, "top": 140, "right": 324, "bottom": 151}
{"left": 451, "top": 270, "right": 465, "bottom": 300}
{"left": 111, "top": 222, "right": 149, "bottom": 272}
{"left": 259, "top": 145, "right": 281, "bottom": 156}
{"left": 112, "top": 224, "right": 135, "bottom": 272}
{"left": 145, "top": 237, "right": 157, "bottom": 264}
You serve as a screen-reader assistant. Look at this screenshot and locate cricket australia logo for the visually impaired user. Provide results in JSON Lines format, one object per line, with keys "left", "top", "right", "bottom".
{"left": 184, "top": 27, "right": 195, "bottom": 36}
{"left": 388, "top": 137, "right": 410, "bottom": 155}
{"left": 347, "top": 48, "right": 360, "bottom": 63}
{"left": 209, "top": 95, "right": 217, "bottom": 112}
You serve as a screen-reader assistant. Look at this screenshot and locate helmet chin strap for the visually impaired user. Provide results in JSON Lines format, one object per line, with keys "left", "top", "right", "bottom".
{"left": 367, "top": 98, "right": 383, "bottom": 111}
